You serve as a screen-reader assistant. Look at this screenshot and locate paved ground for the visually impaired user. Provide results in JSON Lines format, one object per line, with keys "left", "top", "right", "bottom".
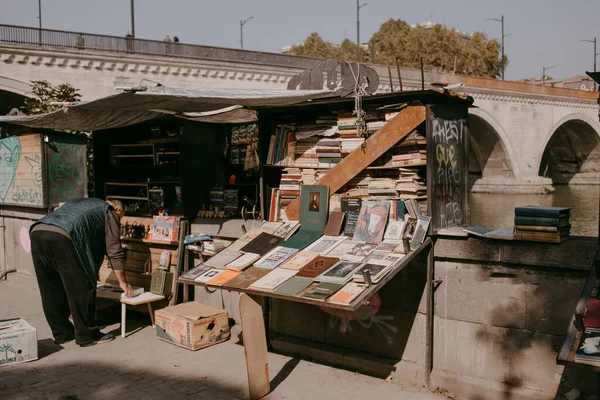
{"left": 0, "top": 273, "right": 450, "bottom": 400}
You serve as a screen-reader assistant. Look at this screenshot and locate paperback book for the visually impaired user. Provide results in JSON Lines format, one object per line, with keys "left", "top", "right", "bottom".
{"left": 272, "top": 221, "right": 301, "bottom": 240}
{"left": 279, "top": 251, "right": 318, "bottom": 270}
{"left": 273, "top": 277, "right": 314, "bottom": 296}
{"left": 249, "top": 268, "right": 298, "bottom": 291}
{"left": 178, "top": 266, "right": 210, "bottom": 281}
{"left": 203, "top": 249, "right": 242, "bottom": 268}
{"left": 302, "top": 282, "right": 344, "bottom": 301}
{"left": 315, "top": 260, "right": 363, "bottom": 284}
{"left": 327, "top": 240, "right": 377, "bottom": 262}
{"left": 574, "top": 327, "right": 600, "bottom": 364}
{"left": 296, "top": 256, "right": 340, "bottom": 278}
{"left": 207, "top": 270, "right": 240, "bottom": 286}
{"left": 328, "top": 282, "right": 368, "bottom": 305}
{"left": 240, "top": 232, "right": 284, "bottom": 256}
{"left": 225, "top": 252, "right": 261, "bottom": 272}
{"left": 341, "top": 197, "right": 362, "bottom": 236}
{"left": 223, "top": 267, "right": 272, "bottom": 289}
{"left": 254, "top": 246, "right": 299, "bottom": 269}
{"left": 194, "top": 268, "right": 226, "bottom": 283}
{"left": 352, "top": 201, "right": 391, "bottom": 245}
{"left": 303, "top": 235, "right": 348, "bottom": 254}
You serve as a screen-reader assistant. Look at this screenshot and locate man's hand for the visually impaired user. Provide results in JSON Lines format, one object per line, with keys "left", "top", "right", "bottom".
{"left": 119, "top": 281, "right": 134, "bottom": 298}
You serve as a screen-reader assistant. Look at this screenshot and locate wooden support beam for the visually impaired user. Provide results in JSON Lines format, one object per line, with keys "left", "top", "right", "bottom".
{"left": 285, "top": 105, "right": 426, "bottom": 220}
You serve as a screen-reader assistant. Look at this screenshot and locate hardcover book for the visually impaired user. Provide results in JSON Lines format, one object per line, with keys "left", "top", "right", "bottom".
{"left": 302, "top": 282, "right": 344, "bottom": 301}
{"left": 324, "top": 211, "right": 346, "bottom": 236}
{"left": 240, "top": 232, "right": 284, "bottom": 256}
{"left": 223, "top": 267, "right": 272, "bottom": 289}
{"left": 513, "top": 231, "right": 567, "bottom": 244}
{"left": 203, "top": 249, "right": 242, "bottom": 268}
{"left": 295, "top": 256, "right": 340, "bottom": 278}
{"left": 281, "top": 230, "right": 323, "bottom": 250}
{"left": 584, "top": 298, "right": 600, "bottom": 327}
{"left": 328, "top": 282, "right": 368, "bottom": 305}
{"left": 341, "top": 197, "right": 362, "bottom": 236}
{"left": 327, "top": 240, "right": 377, "bottom": 262}
{"left": 303, "top": 236, "right": 348, "bottom": 254}
{"left": 225, "top": 252, "right": 261, "bottom": 272}
{"left": 352, "top": 201, "right": 391, "bottom": 244}
{"left": 574, "top": 327, "right": 600, "bottom": 364}
{"left": 279, "top": 251, "right": 318, "bottom": 270}
{"left": 249, "top": 268, "right": 297, "bottom": 291}
{"left": 316, "top": 260, "right": 363, "bottom": 284}
{"left": 299, "top": 185, "right": 329, "bottom": 231}
{"left": 254, "top": 246, "right": 299, "bottom": 269}
{"left": 463, "top": 226, "right": 491, "bottom": 237}
{"left": 513, "top": 215, "right": 570, "bottom": 228}
{"left": 514, "top": 205, "right": 571, "bottom": 218}
{"left": 273, "top": 277, "right": 314, "bottom": 296}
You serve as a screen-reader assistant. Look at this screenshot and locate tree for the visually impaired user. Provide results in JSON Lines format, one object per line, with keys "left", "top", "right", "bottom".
{"left": 22, "top": 80, "right": 81, "bottom": 115}
{"left": 289, "top": 19, "right": 508, "bottom": 79}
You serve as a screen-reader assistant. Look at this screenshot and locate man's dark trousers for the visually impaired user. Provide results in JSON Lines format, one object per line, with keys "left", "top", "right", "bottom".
{"left": 30, "top": 230, "right": 99, "bottom": 345}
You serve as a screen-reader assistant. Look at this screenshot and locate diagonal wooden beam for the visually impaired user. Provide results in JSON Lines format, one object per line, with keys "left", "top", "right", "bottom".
{"left": 285, "top": 104, "right": 426, "bottom": 221}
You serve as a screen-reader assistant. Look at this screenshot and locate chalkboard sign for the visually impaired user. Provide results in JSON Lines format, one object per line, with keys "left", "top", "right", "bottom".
{"left": 47, "top": 135, "right": 87, "bottom": 205}
{"left": 426, "top": 104, "right": 469, "bottom": 232}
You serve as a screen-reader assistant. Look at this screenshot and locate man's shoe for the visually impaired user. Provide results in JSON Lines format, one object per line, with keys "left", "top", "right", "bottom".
{"left": 53, "top": 335, "right": 75, "bottom": 345}
{"left": 78, "top": 332, "right": 115, "bottom": 347}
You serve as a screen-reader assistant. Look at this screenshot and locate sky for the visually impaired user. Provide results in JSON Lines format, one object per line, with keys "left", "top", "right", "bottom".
{"left": 1, "top": 0, "right": 600, "bottom": 81}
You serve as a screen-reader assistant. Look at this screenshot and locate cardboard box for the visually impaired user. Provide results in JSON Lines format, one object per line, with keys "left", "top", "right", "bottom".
{"left": 155, "top": 302, "right": 230, "bottom": 350}
{"left": 0, "top": 319, "right": 38, "bottom": 367}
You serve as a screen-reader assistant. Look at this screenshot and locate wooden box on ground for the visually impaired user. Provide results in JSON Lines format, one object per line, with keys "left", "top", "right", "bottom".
{"left": 0, "top": 319, "right": 38, "bottom": 367}
{"left": 155, "top": 302, "right": 230, "bottom": 350}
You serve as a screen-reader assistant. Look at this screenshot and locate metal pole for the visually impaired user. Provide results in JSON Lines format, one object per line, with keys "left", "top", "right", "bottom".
{"left": 357, "top": 0, "right": 360, "bottom": 61}
{"left": 240, "top": 20, "right": 243, "bottom": 49}
{"left": 395, "top": 56, "right": 403, "bottom": 91}
{"left": 420, "top": 56, "right": 425, "bottom": 90}
{"left": 38, "top": 0, "right": 42, "bottom": 45}
{"left": 501, "top": 15, "right": 505, "bottom": 80}
{"left": 371, "top": 42, "right": 375, "bottom": 64}
{"left": 130, "top": 0, "right": 135, "bottom": 37}
{"left": 387, "top": 65, "right": 394, "bottom": 92}
{"left": 595, "top": 37, "right": 597, "bottom": 91}
{"left": 542, "top": 67, "right": 545, "bottom": 86}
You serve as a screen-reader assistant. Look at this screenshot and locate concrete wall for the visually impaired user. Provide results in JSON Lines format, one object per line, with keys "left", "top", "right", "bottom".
{"left": 198, "top": 235, "right": 598, "bottom": 400}
{"left": 0, "top": 206, "right": 46, "bottom": 275}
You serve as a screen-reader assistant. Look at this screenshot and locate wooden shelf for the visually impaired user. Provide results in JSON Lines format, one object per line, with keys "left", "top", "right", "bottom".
{"left": 106, "top": 182, "right": 148, "bottom": 187}
{"left": 112, "top": 154, "right": 154, "bottom": 158}
{"left": 121, "top": 237, "right": 179, "bottom": 246}
{"left": 179, "top": 238, "right": 432, "bottom": 312}
{"left": 106, "top": 195, "right": 148, "bottom": 200}
{"left": 111, "top": 144, "right": 154, "bottom": 148}
{"left": 156, "top": 152, "right": 180, "bottom": 155}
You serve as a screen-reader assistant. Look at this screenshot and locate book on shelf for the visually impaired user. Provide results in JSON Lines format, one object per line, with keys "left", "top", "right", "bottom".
{"left": 514, "top": 206, "right": 571, "bottom": 218}
{"left": 514, "top": 225, "right": 571, "bottom": 234}
{"left": 315, "top": 260, "right": 363, "bottom": 284}
{"left": 225, "top": 253, "right": 261, "bottom": 272}
{"left": 249, "top": 268, "right": 297, "bottom": 292}
{"left": 352, "top": 201, "right": 391, "bottom": 245}
{"left": 273, "top": 276, "right": 314, "bottom": 296}
{"left": 301, "top": 282, "right": 345, "bottom": 301}
{"left": 513, "top": 215, "right": 570, "bottom": 227}
{"left": 481, "top": 227, "right": 515, "bottom": 240}
{"left": 383, "top": 220, "right": 405, "bottom": 240}
{"left": 574, "top": 327, "right": 600, "bottom": 364}
{"left": 513, "top": 231, "right": 567, "bottom": 244}
{"left": 328, "top": 282, "right": 368, "bottom": 305}
{"left": 254, "top": 246, "right": 299, "bottom": 269}
{"left": 223, "top": 267, "right": 272, "bottom": 290}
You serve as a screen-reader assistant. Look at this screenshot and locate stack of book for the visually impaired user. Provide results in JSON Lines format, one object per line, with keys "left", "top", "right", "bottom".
{"left": 316, "top": 138, "right": 342, "bottom": 168}
{"left": 367, "top": 177, "right": 398, "bottom": 199}
{"left": 279, "top": 168, "right": 302, "bottom": 206}
{"left": 301, "top": 168, "right": 318, "bottom": 185}
{"left": 396, "top": 168, "right": 427, "bottom": 199}
{"left": 513, "top": 206, "right": 571, "bottom": 243}
{"left": 293, "top": 137, "right": 319, "bottom": 167}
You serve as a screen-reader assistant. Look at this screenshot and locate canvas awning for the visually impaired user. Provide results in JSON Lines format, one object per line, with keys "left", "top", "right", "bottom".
{"left": 0, "top": 87, "right": 336, "bottom": 131}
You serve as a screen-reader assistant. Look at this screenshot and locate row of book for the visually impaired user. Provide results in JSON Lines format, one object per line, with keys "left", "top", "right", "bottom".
{"left": 513, "top": 206, "right": 571, "bottom": 244}
{"left": 575, "top": 280, "right": 600, "bottom": 365}
{"left": 182, "top": 187, "right": 432, "bottom": 305}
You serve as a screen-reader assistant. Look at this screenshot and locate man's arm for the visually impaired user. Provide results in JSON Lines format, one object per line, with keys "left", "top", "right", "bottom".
{"left": 105, "top": 210, "right": 134, "bottom": 297}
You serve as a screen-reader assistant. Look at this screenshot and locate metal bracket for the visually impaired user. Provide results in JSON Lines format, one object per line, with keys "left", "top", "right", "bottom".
{"left": 433, "top": 279, "right": 444, "bottom": 292}
{"left": 362, "top": 270, "right": 373, "bottom": 286}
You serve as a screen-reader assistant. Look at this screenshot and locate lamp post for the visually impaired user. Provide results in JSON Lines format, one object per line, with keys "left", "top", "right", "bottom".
{"left": 357, "top": 1, "right": 367, "bottom": 61}
{"left": 240, "top": 16, "right": 254, "bottom": 50}
{"left": 487, "top": 15, "right": 508, "bottom": 80}
{"left": 580, "top": 37, "right": 599, "bottom": 90}
{"left": 38, "top": 0, "right": 42, "bottom": 45}
{"left": 542, "top": 65, "right": 556, "bottom": 86}
{"left": 130, "top": 0, "right": 135, "bottom": 37}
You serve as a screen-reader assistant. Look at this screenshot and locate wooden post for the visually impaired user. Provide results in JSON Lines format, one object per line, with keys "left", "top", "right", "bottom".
{"left": 239, "top": 294, "right": 270, "bottom": 399}
{"left": 425, "top": 239, "right": 435, "bottom": 388}
{"left": 285, "top": 105, "right": 426, "bottom": 220}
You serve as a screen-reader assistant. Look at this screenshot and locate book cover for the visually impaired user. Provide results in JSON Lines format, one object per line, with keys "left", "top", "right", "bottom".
{"left": 328, "top": 282, "right": 368, "bottom": 304}
{"left": 228, "top": 229, "right": 264, "bottom": 251}
{"left": 279, "top": 251, "right": 318, "bottom": 270}
{"left": 254, "top": 246, "right": 299, "bottom": 269}
{"left": 225, "top": 253, "right": 261, "bottom": 272}
{"left": 327, "top": 240, "right": 377, "bottom": 262}
{"left": 410, "top": 216, "right": 431, "bottom": 250}
{"left": 316, "top": 260, "right": 363, "bottom": 284}
{"left": 463, "top": 226, "right": 491, "bottom": 237}
{"left": 584, "top": 298, "right": 600, "bottom": 327}
{"left": 574, "top": 327, "right": 600, "bottom": 363}
{"left": 273, "top": 277, "right": 314, "bottom": 296}
{"left": 302, "top": 282, "right": 344, "bottom": 300}
{"left": 383, "top": 220, "right": 405, "bottom": 240}
{"left": 179, "top": 266, "right": 210, "bottom": 281}
{"left": 374, "top": 240, "right": 401, "bottom": 253}
{"left": 249, "top": 268, "right": 297, "bottom": 291}
{"left": 341, "top": 197, "right": 362, "bottom": 236}
{"left": 514, "top": 205, "right": 571, "bottom": 218}
{"left": 299, "top": 185, "right": 329, "bottom": 232}
{"left": 352, "top": 262, "right": 391, "bottom": 284}
{"left": 282, "top": 230, "right": 323, "bottom": 250}
{"left": 207, "top": 270, "right": 240, "bottom": 286}
{"left": 483, "top": 227, "right": 515, "bottom": 241}
{"left": 513, "top": 215, "right": 570, "bottom": 227}
{"left": 304, "top": 235, "right": 348, "bottom": 255}
{"left": 203, "top": 249, "right": 242, "bottom": 268}
{"left": 223, "top": 267, "right": 271, "bottom": 289}
{"left": 296, "top": 256, "right": 340, "bottom": 278}
{"left": 260, "top": 221, "right": 285, "bottom": 234}
{"left": 513, "top": 231, "right": 567, "bottom": 244}
{"left": 194, "top": 268, "right": 225, "bottom": 283}
{"left": 324, "top": 211, "right": 346, "bottom": 236}
{"left": 272, "top": 221, "right": 301, "bottom": 240}
{"left": 514, "top": 225, "right": 571, "bottom": 234}
{"left": 352, "top": 201, "right": 391, "bottom": 245}
{"left": 240, "top": 232, "right": 284, "bottom": 256}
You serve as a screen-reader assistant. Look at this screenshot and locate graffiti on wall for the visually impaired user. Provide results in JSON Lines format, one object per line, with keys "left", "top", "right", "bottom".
{"left": 0, "top": 135, "right": 43, "bottom": 207}
{"left": 48, "top": 142, "right": 85, "bottom": 203}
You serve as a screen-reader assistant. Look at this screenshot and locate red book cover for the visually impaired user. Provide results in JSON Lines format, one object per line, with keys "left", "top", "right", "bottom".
{"left": 584, "top": 298, "right": 600, "bottom": 327}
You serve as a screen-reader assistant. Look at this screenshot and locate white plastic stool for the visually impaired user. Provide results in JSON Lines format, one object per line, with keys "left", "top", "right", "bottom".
{"left": 120, "top": 292, "right": 165, "bottom": 338}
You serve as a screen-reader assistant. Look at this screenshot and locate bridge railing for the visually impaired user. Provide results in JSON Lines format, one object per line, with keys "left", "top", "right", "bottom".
{"left": 0, "top": 24, "right": 317, "bottom": 69}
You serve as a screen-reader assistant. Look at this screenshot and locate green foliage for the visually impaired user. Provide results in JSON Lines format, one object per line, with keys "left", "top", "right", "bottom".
{"left": 289, "top": 20, "right": 508, "bottom": 79}
{"left": 22, "top": 80, "right": 81, "bottom": 115}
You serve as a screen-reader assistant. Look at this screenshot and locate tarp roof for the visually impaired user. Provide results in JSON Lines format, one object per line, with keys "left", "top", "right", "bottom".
{"left": 0, "top": 87, "right": 336, "bottom": 131}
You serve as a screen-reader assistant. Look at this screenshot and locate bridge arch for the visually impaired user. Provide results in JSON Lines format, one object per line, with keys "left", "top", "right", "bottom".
{"left": 467, "top": 108, "right": 518, "bottom": 190}
{"left": 538, "top": 113, "right": 600, "bottom": 184}
{"left": 0, "top": 76, "right": 31, "bottom": 116}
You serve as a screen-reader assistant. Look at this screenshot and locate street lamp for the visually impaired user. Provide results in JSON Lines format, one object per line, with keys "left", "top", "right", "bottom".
{"left": 357, "top": 1, "right": 367, "bottom": 61}
{"left": 580, "top": 37, "right": 599, "bottom": 89}
{"left": 240, "top": 16, "right": 254, "bottom": 50}
{"left": 486, "top": 15, "right": 509, "bottom": 80}
{"left": 130, "top": 0, "right": 135, "bottom": 37}
{"left": 38, "top": 0, "right": 42, "bottom": 45}
{"left": 542, "top": 65, "right": 556, "bottom": 86}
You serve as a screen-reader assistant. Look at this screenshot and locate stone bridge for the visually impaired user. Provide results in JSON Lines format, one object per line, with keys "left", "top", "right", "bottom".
{"left": 1, "top": 25, "right": 599, "bottom": 193}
